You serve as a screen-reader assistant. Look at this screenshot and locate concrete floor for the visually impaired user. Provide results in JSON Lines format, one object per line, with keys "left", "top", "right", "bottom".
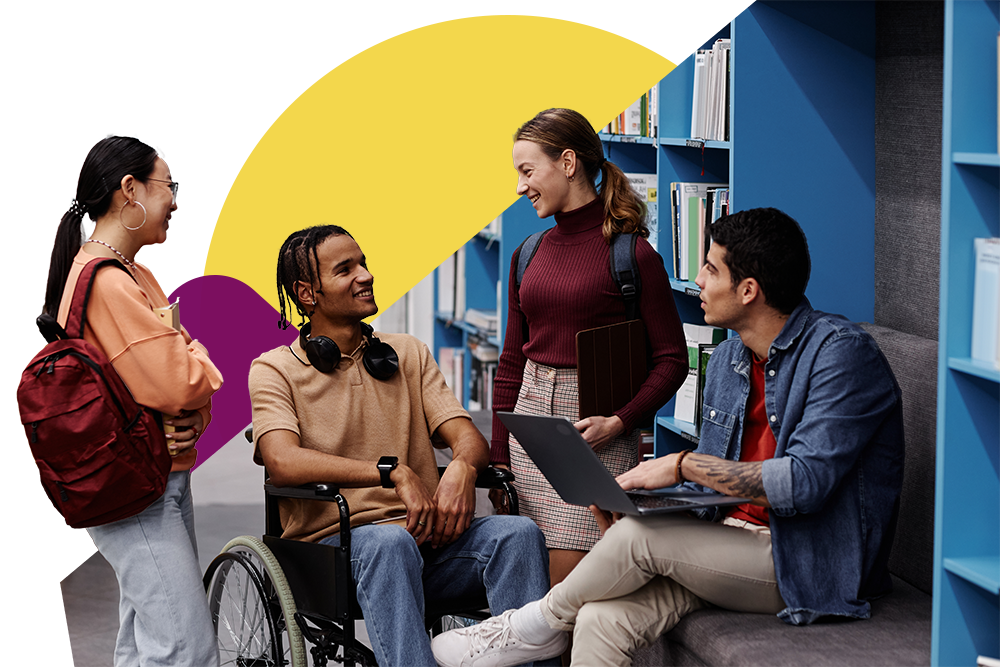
{"left": 61, "top": 411, "right": 494, "bottom": 666}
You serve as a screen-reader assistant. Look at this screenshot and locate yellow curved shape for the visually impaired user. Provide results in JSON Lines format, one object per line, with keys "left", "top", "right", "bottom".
{"left": 206, "top": 15, "right": 674, "bottom": 312}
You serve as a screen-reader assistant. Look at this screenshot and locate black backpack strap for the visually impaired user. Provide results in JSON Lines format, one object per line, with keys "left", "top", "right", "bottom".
{"left": 66, "top": 259, "right": 136, "bottom": 339}
{"left": 609, "top": 233, "right": 641, "bottom": 321}
{"left": 514, "top": 228, "right": 553, "bottom": 289}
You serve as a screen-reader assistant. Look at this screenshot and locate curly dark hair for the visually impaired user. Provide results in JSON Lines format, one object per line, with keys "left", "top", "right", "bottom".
{"left": 708, "top": 208, "right": 811, "bottom": 315}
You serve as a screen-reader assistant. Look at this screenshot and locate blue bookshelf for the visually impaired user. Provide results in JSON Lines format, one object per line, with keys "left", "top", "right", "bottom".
{"left": 652, "top": 2, "right": 877, "bottom": 457}
{"left": 483, "top": 2, "right": 878, "bottom": 460}
{"left": 433, "top": 230, "right": 500, "bottom": 409}
{"left": 933, "top": 1, "right": 1000, "bottom": 663}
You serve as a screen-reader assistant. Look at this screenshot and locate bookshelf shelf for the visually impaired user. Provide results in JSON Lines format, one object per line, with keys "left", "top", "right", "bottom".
{"left": 655, "top": 415, "right": 700, "bottom": 444}
{"left": 942, "top": 557, "right": 1000, "bottom": 595}
{"left": 953, "top": 152, "right": 1000, "bottom": 167}
{"left": 598, "top": 133, "right": 657, "bottom": 145}
{"left": 658, "top": 138, "right": 733, "bottom": 150}
{"left": 933, "top": 1, "right": 1000, "bottom": 663}
{"left": 669, "top": 279, "right": 702, "bottom": 296}
{"left": 947, "top": 357, "right": 1000, "bottom": 383}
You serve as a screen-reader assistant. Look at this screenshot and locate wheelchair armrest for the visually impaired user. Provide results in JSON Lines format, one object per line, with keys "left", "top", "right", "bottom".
{"left": 264, "top": 480, "right": 342, "bottom": 500}
{"left": 435, "top": 465, "right": 515, "bottom": 488}
{"left": 263, "top": 479, "right": 352, "bottom": 545}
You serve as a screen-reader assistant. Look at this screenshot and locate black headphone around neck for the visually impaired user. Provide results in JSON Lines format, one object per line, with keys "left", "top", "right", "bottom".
{"left": 297, "top": 322, "right": 399, "bottom": 380}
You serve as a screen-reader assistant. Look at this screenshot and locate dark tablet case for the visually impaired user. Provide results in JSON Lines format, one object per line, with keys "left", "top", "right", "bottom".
{"left": 576, "top": 319, "right": 647, "bottom": 420}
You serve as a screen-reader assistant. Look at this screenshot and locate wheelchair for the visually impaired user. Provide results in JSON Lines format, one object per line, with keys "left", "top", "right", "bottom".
{"left": 202, "top": 428, "right": 519, "bottom": 667}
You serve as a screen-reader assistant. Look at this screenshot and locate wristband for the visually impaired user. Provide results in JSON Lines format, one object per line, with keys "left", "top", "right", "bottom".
{"left": 675, "top": 450, "right": 692, "bottom": 484}
{"left": 377, "top": 456, "right": 398, "bottom": 488}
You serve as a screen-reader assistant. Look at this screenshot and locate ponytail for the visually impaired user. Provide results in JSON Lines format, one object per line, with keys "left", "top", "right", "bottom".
{"left": 43, "top": 207, "right": 86, "bottom": 317}
{"left": 43, "top": 137, "right": 158, "bottom": 317}
{"left": 597, "top": 160, "right": 649, "bottom": 243}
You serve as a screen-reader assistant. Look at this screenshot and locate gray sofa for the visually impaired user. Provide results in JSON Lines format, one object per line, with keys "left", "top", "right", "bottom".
{"left": 634, "top": 324, "right": 935, "bottom": 666}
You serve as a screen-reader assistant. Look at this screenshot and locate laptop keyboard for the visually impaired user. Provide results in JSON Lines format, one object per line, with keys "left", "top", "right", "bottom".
{"left": 628, "top": 494, "right": 695, "bottom": 510}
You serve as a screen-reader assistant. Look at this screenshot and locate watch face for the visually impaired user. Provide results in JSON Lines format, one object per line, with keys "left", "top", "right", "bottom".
{"left": 378, "top": 456, "right": 398, "bottom": 488}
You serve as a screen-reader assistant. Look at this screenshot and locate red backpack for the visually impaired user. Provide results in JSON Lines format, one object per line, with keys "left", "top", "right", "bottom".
{"left": 17, "top": 258, "right": 171, "bottom": 528}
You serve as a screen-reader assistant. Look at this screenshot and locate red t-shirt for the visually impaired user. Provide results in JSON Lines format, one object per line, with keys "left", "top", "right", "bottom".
{"left": 728, "top": 353, "right": 776, "bottom": 526}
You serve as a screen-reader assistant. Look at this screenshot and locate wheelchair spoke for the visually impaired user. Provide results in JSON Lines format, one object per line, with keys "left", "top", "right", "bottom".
{"left": 208, "top": 554, "right": 281, "bottom": 666}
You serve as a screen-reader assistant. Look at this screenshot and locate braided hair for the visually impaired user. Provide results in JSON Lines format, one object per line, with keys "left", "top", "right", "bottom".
{"left": 276, "top": 225, "right": 354, "bottom": 329}
{"left": 44, "top": 136, "right": 158, "bottom": 316}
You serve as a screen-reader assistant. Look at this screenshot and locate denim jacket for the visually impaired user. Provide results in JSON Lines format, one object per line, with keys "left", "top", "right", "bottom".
{"left": 688, "top": 299, "right": 904, "bottom": 625}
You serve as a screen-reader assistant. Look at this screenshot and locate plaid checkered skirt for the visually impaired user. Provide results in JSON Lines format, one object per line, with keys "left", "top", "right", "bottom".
{"left": 509, "top": 359, "right": 640, "bottom": 551}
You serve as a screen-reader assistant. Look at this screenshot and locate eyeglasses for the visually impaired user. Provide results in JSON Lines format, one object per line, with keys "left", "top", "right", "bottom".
{"left": 147, "top": 178, "right": 179, "bottom": 204}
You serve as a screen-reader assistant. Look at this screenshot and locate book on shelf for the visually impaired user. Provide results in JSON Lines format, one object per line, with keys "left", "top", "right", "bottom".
{"left": 468, "top": 336, "right": 499, "bottom": 362}
{"left": 625, "top": 172, "right": 659, "bottom": 252}
{"left": 602, "top": 85, "right": 658, "bottom": 138}
{"left": 439, "top": 347, "right": 465, "bottom": 402}
{"left": 671, "top": 182, "right": 727, "bottom": 281}
{"left": 690, "top": 39, "right": 731, "bottom": 142}
{"left": 971, "top": 237, "right": 1000, "bottom": 368}
{"left": 464, "top": 308, "right": 498, "bottom": 335}
{"left": 674, "top": 323, "right": 726, "bottom": 425}
{"left": 640, "top": 429, "right": 654, "bottom": 460}
{"left": 454, "top": 245, "right": 466, "bottom": 321}
{"left": 437, "top": 246, "right": 466, "bottom": 321}
{"left": 437, "top": 253, "right": 456, "bottom": 317}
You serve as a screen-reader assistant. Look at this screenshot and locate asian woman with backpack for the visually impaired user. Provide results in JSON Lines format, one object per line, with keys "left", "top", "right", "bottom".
{"left": 490, "top": 108, "right": 688, "bottom": 590}
{"left": 42, "top": 136, "right": 223, "bottom": 666}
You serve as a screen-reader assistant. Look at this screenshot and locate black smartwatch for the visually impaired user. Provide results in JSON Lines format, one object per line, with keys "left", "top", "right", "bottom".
{"left": 377, "top": 456, "right": 399, "bottom": 489}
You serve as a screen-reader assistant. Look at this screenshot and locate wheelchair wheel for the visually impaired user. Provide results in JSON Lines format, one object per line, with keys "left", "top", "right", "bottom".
{"left": 204, "top": 535, "right": 307, "bottom": 667}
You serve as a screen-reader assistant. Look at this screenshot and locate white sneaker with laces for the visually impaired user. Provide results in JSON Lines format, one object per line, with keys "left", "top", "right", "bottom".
{"left": 431, "top": 609, "right": 568, "bottom": 667}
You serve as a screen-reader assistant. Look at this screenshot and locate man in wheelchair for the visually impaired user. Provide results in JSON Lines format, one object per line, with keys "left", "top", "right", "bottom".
{"left": 247, "top": 225, "right": 551, "bottom": 666}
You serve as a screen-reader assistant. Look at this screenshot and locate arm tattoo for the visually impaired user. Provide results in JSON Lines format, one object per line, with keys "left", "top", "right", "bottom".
{"left": 688, "top": 456, "right": 767, "bottom": 501}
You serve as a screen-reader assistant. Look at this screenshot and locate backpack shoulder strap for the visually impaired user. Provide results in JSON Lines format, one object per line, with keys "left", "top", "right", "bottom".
{"left": 65, "top": 259, "right": 136, "bottom": 339}
{"left": 609, "top": 233, "right": 641, "bottom": 321}
{"left": 514, "top": 228, "right": 553, "bottom": 289}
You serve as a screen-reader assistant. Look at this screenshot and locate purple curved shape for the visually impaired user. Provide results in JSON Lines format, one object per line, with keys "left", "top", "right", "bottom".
{"left": 168, "top": 275, "right": 296, "bottom": 468}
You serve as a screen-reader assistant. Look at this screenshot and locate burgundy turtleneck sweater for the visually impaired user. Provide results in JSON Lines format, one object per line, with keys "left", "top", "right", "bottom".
{"left": 490, "top": 197, "right": 688, "bottom": 464}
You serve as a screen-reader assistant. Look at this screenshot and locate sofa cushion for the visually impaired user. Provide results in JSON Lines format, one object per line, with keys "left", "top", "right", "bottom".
{"left": 859, "top": 323, "right": 937, "bottom": 594}
{"left": 633, "top": 575, "right": 931, "bottom": 666}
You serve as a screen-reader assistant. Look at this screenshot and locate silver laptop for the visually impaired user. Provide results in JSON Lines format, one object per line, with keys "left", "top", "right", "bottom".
{"left": 498, "top": 412, "right": 749, "bottom": 515}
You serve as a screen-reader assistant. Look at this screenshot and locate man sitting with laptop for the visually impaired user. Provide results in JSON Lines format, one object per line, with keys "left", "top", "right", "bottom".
{"left": 431, "top": 208, "right": 905, "bottom": 667}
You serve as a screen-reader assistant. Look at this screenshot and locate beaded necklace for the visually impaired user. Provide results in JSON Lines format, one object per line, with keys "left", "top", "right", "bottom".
{"left": 85, "top": 239, "right": 137, "bottom": 274}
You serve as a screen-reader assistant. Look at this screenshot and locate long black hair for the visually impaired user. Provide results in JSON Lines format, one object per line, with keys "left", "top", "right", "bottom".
{"left": 276, "top": 225, "right": 354, "bottom": 329}
{"left": 43, "top": 136, "right": 158, "bottom": 316}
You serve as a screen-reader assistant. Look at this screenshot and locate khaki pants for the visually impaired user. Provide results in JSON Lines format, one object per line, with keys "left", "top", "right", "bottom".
{"left": 540, "top": 513, "right": 785, "bottom": 666}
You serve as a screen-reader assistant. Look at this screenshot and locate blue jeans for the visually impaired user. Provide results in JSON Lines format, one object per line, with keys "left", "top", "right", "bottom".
{"left": 320, "top": 515, "right": 549, "bottom": 666}
{"left": 87, "top": 471, "right": 219, "bottom": 667}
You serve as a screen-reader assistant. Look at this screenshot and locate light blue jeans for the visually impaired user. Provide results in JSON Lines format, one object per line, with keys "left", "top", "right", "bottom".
{"left": 87, "top": 471, "right": 218, "bottom": 667}
{"left": 321, "top": 515, "right": 550, "bottom": 666}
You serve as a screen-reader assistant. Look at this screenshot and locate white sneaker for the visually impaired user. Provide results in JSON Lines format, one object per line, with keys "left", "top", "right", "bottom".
{"left": 431, "top": 609, "right": 568, "bottom": 667}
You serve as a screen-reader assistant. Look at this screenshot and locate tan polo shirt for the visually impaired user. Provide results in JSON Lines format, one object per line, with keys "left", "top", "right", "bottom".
{"left": 248, "top": 331, "right": 470, "bottom": 543}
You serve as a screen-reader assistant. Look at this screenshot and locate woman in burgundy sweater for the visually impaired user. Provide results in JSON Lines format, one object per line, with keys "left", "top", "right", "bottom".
{"left": 491, "top": 108, "right": 688, "bottom": 587}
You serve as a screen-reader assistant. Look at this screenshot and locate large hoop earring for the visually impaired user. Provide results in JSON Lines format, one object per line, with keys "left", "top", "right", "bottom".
{"left": 120, "top": 200, "right": 147, "bottom": 231}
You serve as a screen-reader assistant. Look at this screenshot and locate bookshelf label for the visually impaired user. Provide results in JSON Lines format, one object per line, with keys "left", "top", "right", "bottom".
{"left": 686, "top": 139, "right": 705, "bottom": 149}
{"left": 685, "top": 287, "right": 701, "bottom": 297}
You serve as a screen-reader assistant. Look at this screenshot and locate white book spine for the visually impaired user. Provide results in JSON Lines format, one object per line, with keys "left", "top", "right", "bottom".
{"left": 971, "top": 237, "right": 1000, "bottom": 367}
